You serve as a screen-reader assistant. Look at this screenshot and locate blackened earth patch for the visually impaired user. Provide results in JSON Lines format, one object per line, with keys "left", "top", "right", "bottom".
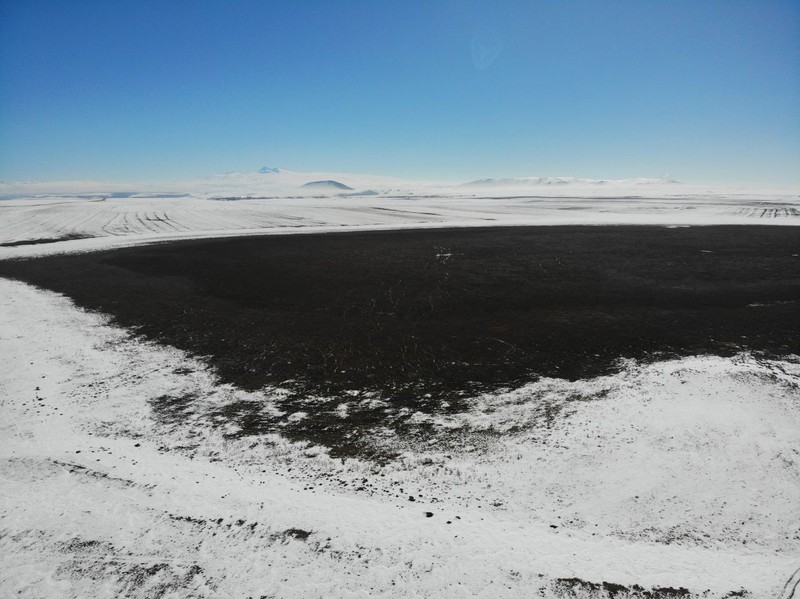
{"left": 1, "top": 225, "right": 797, "bottom": 455}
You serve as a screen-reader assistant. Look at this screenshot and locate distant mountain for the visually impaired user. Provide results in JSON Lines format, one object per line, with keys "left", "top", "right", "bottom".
{"left": 258, "top": 166, "right": 281, "bottom": 174}
{"left": 464, "top": 176, "right": 680, "bottom": 187}
{"left": 466, "top": 177, "right": 572, "bottom": 186}
{"left": 301, "top": 180, "right": 354, "bottom": 190}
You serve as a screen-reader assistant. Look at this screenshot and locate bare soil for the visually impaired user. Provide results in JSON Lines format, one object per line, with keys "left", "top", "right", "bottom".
{"left": 1, "top": 225, "right": 797, "bottom": 455}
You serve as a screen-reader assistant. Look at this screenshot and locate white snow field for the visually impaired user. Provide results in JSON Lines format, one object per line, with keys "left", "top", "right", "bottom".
{"left": 0, "top": 169, "right": 798, "bottom": 258}
{"left": 1, "top": 171, "right": 799, "bottom": 598}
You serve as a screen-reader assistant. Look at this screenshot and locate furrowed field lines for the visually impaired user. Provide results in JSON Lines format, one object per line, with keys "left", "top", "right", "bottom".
{"left": 2, "top": 195, "right": 798, "bottom": 250}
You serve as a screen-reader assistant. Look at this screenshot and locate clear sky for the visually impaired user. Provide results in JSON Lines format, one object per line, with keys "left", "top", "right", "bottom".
{"left": 1, "top": 0, "right": 798, "bottom": 185}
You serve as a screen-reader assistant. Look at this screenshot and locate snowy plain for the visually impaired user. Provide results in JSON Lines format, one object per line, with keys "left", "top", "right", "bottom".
{"left": 1, "top": 169, "right": 798, "bottom": 256}
{"left": 1, "top": 170, "right": 799, "bottom": 598}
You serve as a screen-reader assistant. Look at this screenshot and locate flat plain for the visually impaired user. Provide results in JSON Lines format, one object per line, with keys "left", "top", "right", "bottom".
{"left": 1, "top": 186, "right": 799, "bottom": 598}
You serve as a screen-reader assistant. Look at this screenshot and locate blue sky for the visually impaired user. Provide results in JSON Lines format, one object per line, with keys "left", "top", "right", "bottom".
{"left": 1, "top": 0, "right": 798, "bottom": 185}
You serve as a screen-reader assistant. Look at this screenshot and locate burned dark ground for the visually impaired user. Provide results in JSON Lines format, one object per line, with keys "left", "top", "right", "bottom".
{"left": 1, "top": 225, "right": 798, "bottom": 455}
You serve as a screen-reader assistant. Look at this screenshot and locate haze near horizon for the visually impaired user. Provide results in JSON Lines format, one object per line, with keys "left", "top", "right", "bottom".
{"left": 1, "top": 0, "right": 798, "bottom": 186}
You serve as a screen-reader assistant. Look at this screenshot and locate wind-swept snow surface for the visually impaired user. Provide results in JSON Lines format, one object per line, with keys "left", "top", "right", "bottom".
{"left": 0, "top": 193, "right": 798, "bottom": 260}
{"left": 1, "top": 278, "right": 799, "bottom": 598}
{"left": 0, "top": 168, "right": 798, "bottom": 256}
